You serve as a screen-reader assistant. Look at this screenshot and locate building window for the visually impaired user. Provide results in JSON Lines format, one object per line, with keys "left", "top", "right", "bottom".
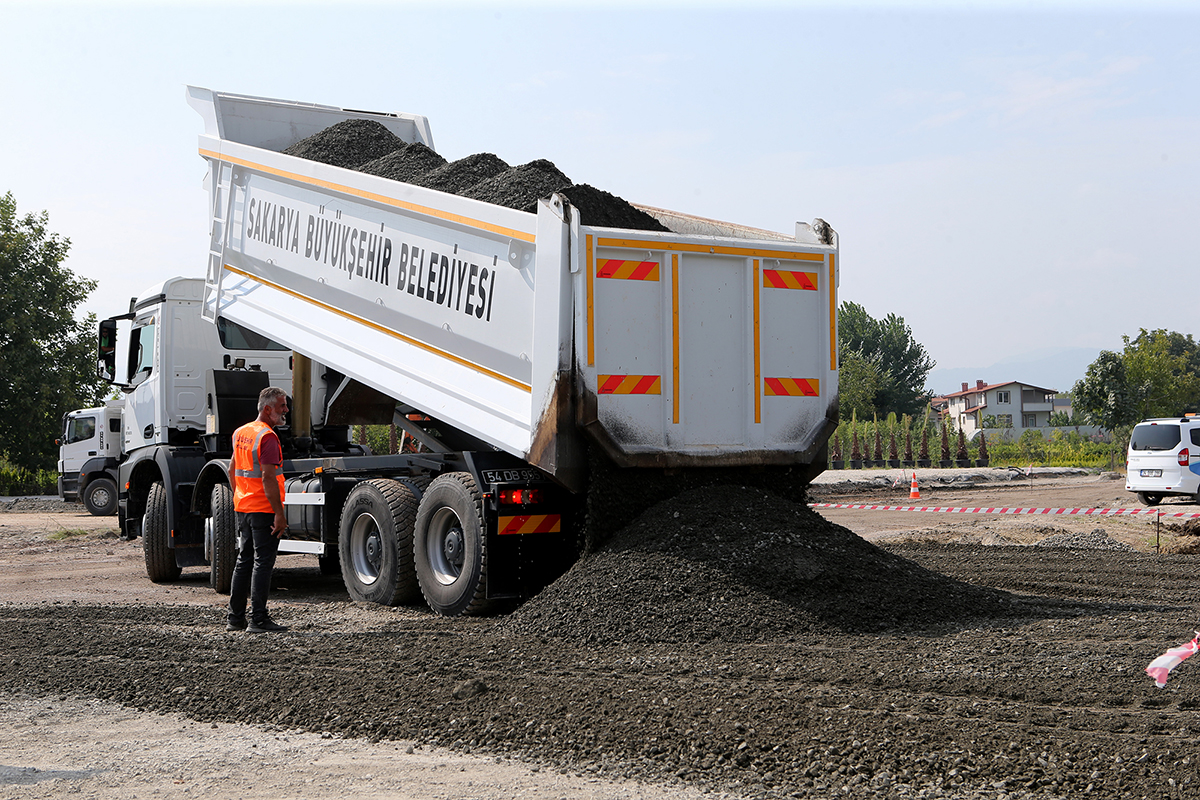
{"left": 1024, "top": 414, "right": 1036, "bottom": 427}
{"left": 997, "top": 414, "right": 1013, "bottom": 427}
{"left": 996, "top": 391, "right": 1011, "bottom": 404}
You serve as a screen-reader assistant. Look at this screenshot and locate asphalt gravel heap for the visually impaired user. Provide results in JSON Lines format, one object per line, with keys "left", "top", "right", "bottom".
{"left": 498, "top": 484, "right": 1020, "bottom": 644}
{"left": 359, "top": 141, "right": 447, "bottom": 184}
{"left": 282, "top": 121, "right": 669, "bottom": 231}
{"left": 282, "top": 119, "right": 405, "bottom": 170}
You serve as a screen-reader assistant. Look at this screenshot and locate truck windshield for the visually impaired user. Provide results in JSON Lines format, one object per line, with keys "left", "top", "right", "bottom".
{"left": 66, "top": 415, "right": 97, "bottom": 444}
{"left": 217, "top": 317, "right": 289, "bottom": 351}
{"left": 1130, "top": 424, "right": 1182, "bottom": 451}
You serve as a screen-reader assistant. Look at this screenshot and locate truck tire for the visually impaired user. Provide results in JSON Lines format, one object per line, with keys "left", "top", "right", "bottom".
{"left": 82, "top": 477, "right": 118, "bottom": 516}
{"left": 414, "top": 472, "right": 489, "bottom": 617}
{"left": 143, "top": 481, "right": 181, "bottom": 582}
{"left": 1138, "top": 492, "right": 1164, "bottom": 506}
{"left": 338, "top": 479, "right": 419, "bottom": 606}
{"left": 208, "top": 483, "right": 237, "bottom": 594}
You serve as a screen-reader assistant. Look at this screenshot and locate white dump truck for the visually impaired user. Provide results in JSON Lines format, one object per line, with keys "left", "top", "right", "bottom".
{"left": 101, "top": 86, "right": 841, "bottom": 616}
{"left": 57, "top": 399, "right": 123, "bottom": 515}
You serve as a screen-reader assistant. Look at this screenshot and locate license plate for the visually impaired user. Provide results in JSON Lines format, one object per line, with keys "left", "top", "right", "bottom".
{"left": 1141, "top": 469, "right": 1162, "bottom": 477}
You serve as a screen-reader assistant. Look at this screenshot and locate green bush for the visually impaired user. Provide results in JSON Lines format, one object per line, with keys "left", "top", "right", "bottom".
{"left": 0, "top": 463, "right": 57, "bottom": 496}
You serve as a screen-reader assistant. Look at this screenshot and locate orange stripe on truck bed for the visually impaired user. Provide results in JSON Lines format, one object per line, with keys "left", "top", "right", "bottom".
{"left": 764, "top": 378, "right": 820, "bottom": 396}
{"left": 762, "top": 269, "right": 818, "bottom": 291}
{"left": 498, "top": 515, "right": 562, "bottom": 535}
{"left": 597, "top": 259, "right": 659, "bottom": 281}
{"left": 598, "top": 375, "right": 662, "bottom": 395}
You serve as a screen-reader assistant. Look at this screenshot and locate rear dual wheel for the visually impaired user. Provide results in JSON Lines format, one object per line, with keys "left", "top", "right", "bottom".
{"left": 414, "top": 472, "right": 490, "bottom": 617}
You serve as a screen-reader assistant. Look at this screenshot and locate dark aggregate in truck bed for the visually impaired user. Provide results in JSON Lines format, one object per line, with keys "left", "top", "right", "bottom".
{"left": 559, "top": 184, "right": 670, "bottom": 232}
{"left": 461, "top": 158, "right": 572, "bottom": 212}
{"left": 282, "top": 119, "right": 405, "bottom": 170}
{"left": 283, "top": 122, "right": 665, "bottom": 231}
{"left": 414, "top": 152, "right": 511, "bottom": 194}
{"left": 358, "top": 141, "right": 447, "bottom": 184}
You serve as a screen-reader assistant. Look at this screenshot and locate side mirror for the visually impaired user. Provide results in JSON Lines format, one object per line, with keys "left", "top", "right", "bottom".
{"left": 98, "top": 318, "right": 119, "bottom": 383}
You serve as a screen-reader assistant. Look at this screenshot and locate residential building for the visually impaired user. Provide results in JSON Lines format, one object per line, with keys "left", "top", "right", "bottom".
{"left": 941, "top": 380, "right": 1057, "bottom": 438}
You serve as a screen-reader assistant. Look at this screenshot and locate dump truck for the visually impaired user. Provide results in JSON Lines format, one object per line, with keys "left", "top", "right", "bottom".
{"left": 56, "top": 399, "right": 123, "bottom": 515}
{"left": 102, "top": 86, "right": 841, "bottom": 616}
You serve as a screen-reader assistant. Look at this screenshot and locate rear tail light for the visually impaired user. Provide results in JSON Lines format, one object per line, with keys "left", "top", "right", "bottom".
{"left": 1180, "top": 448, "right": 1190, "bottom": 467}
{"left": 498, "top": 488, "right": 542, "bottom": 505}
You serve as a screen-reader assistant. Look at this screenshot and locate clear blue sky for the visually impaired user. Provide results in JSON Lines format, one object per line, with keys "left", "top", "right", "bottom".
{"left": 2, "top": 1, "right": 1196, "bottom": 379}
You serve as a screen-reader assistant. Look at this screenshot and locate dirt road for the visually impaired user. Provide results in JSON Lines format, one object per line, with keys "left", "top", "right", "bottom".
{"left": 3, "top": 473, "right": 1200, "bottom": 799}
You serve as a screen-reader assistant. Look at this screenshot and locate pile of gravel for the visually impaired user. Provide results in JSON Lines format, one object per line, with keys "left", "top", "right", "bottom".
{"left": 0, "top": 497, "right": 77, "bottom": 513}
{"left": 359, "top": 142, "right": 447, "bottom": 183}
{"left": 494, "top": 484, "right": 1020, "bottom": 644}
{"left": 461, "top": 158, "right": 572, "bottom": 212}
{"left": 1035, "top": 528, "right": 1135, "bottom": 551}
{"left": 559, "top": 184, "right": 669, "bottom": 232}
{"left": 282, "top": 119, "right": 404, "bottom": 170}
{"left": 283, "top": 123, "right": 668, "bottom": 231}
{"left": 414, "top": 153, "right": 510, "bottom": 194}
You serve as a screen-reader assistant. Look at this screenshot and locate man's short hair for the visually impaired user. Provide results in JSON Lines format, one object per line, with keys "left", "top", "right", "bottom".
{"left": 258, "top": 386, "right": 288, "bottom": 413}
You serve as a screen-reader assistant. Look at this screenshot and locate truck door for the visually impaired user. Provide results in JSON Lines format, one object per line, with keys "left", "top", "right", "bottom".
{"left": 59, "top": 413, "right": 99, "bottom": 476}
{"left": 124, "top": 315, "right": 159, "bottom": 449}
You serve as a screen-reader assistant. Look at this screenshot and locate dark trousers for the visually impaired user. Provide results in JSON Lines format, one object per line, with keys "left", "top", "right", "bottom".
{"left": 228, "top": 511, "right": 279, "bottom": 624}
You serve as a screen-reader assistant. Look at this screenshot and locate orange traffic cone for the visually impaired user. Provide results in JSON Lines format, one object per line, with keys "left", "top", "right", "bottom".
{"left": 909, "top": 472, "right": 920, "bottom": 500}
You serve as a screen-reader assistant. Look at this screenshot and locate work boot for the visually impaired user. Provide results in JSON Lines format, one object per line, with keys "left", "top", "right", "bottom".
{"left": 226, "top": 615, "right": 247, "bottom": 632}
{"left": 248, "top": 617, "right": 288, "bottom": 634}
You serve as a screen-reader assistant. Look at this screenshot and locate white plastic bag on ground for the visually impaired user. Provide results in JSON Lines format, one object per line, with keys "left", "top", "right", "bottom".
{"left": 1146, "top": 634, "right": 1200, "bottom": 688}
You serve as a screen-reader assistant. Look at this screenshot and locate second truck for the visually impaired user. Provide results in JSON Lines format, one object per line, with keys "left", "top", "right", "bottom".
{"left": 100, "top": 87, "right": 841, "bottom": 616}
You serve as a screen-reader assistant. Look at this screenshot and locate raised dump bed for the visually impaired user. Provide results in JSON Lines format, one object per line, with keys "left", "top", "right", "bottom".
{"left": 189, "top": 87, "right": 840, "bottom": 492}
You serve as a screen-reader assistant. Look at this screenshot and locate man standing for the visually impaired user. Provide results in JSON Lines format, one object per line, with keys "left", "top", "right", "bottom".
{"left": 226, "top": 386, "right": 289, "bottom": 633}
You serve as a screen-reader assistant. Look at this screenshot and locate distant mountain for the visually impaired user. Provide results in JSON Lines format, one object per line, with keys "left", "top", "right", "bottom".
{"left": 926, "top": 346, "right": 1101, "bottom": 397}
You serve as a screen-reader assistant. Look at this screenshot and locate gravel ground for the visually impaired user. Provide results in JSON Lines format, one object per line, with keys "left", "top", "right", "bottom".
{"left": 4, "top": 474, "right": 1200, "bottom": 799}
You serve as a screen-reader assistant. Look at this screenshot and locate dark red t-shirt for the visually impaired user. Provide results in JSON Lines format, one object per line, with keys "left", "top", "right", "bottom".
{"left": 258, "top": 431, "right": 282, "bottom": 466}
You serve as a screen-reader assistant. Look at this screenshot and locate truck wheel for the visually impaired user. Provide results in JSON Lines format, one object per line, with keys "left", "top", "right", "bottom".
{"left": 143, "top": 481, "right": 181, "bottom": 582}
{"left": 82, "top": 477, "right": 118, "bottom": 516}
{"left": 208, "top": 484, "right": 237, "bottom": 594}
{"left": 338, "top": 479, "right": 419, "bottom": 606}
{"left": 414, "top": 472, "right": 489, "bottom": 617}
{"left": 1138, "top": 492, "right": 1164, "bottom": 506}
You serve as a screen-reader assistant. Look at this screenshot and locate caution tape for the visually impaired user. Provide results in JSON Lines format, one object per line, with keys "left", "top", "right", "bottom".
{"left": 809, "top": 503, "right": 1200, "bottom": 519}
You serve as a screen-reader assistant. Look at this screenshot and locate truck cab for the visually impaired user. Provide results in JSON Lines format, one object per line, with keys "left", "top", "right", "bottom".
{"left": 57, "top": 400, "right": 123, "bottom": 514}
{"left": 98, "top": 276, "right": 293, "bottom": 544}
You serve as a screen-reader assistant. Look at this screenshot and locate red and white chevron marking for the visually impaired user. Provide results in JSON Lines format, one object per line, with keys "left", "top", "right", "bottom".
{"left": 809, "top": 503, "right": 1200, "bottom": 519}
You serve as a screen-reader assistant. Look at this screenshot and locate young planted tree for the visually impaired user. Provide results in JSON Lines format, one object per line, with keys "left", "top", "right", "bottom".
{"left": 830, "top": 424, "right": 843, "bottom": 463}
{"left": 940, "top": 420, "right": 952, "bottom": 462}
{"left": 872, "top": 416, "right": 884, "bottom": 463}
{"left": 977, "top": 430, "right": 990, "bottom": 463}
{"left": 919, "top": 416, "right": 931, "bottom": 462}
{"left": 956, "top": 427, "right": 969, "bottom": 462}
{"left": 903, "top": 415, "right": 914, "bottom": 462}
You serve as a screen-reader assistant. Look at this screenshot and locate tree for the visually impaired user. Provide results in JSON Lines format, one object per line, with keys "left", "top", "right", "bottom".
{"left": 1072, "top": 351, "right": 1137, "bottom": 431}
{"left": 0, "top": 192, "right": 102, "bottom": 471}
{"left": 1073, "top": 330, "right": 1200, "bottom": 432}
{"left": 837, "top": 348, "right": 883, "bottom": 423}
{"left": 838, "top": 301, "right": 934, "bottom": 417}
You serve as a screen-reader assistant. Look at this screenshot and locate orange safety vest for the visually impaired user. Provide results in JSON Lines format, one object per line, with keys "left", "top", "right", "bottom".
{"left": 231, "top": 420, "right": 285, "bottom": 514}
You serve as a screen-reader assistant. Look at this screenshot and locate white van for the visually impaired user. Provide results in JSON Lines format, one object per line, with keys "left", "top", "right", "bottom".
{"left": 1126, "top": 417, "right": 1200, "bottom": 505}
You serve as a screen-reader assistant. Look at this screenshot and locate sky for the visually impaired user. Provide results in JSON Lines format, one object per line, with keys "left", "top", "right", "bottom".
{"left": 2, "top": 1, "right": 1196, "bottom": 394}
